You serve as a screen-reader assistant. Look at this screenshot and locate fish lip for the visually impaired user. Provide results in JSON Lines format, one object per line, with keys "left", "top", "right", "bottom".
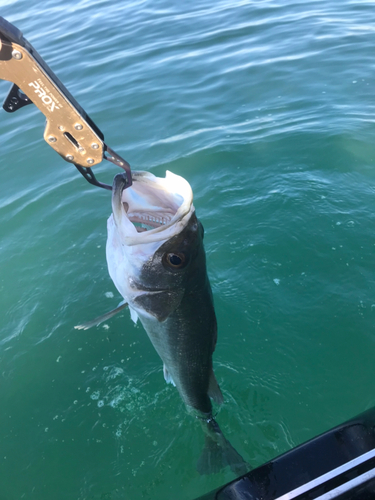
{"left": 111, "top": 173, "right": 128, "bottom": 227}
{"left": 114, "top": 172, "right": 128, "bottom": 192}
{"left": 113, "top": 172, "right": 128, "bottom": 197}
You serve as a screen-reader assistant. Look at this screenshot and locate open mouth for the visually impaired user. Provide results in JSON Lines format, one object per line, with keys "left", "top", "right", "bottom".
{"left": 123, "top": 201, "right": 175, "bottom": 232}
{"left": 119, "top": 171, "right": 192, "bottom": 234}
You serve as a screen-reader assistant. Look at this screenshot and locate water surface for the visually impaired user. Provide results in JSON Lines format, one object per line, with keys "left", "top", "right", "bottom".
{"left": 1, "top": 1, "right": 375, "bottom": 499}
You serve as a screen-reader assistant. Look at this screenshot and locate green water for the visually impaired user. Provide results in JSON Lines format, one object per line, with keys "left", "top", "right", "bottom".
{"left": 1, "top": 1, "right": 375, "bottom": 499}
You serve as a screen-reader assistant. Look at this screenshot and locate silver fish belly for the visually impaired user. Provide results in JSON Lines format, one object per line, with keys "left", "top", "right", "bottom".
{"left": 106, "top": 171, "right": 248, "bottom": 475}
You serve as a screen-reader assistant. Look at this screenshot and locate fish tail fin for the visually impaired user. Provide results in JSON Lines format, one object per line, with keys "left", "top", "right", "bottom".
{"left": 196, "top": 418, "right": 250, "bottom": 476}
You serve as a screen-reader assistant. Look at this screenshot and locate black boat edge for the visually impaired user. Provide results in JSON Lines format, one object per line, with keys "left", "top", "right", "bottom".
{"left": 194, "top": 406, "right": 375, "bottom": 500}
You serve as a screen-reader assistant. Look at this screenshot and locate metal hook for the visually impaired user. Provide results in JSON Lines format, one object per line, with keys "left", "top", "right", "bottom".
{"left": 104, "top": 145, "right": 132, "bottom": 188}
{"left": 73, "top": 163, "right": 112, "bottom": 191}
{"left": 73, "top": 145, "right": 132, "bottom": 191}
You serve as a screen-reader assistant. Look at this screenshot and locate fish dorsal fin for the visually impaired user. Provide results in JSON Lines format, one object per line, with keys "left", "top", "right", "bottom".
{"left": 208, "top": 370, "right": 224, "bottom": 405}
{"left": 74, "top": 300, "right": 128, "bottom": 330}
{"left": 163, "top": 364, "right": 176, "bottom": 387}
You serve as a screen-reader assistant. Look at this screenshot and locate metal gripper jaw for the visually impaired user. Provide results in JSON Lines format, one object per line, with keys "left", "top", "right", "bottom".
{"left": 0, "top": 16, "right": 132, "bottom": 190}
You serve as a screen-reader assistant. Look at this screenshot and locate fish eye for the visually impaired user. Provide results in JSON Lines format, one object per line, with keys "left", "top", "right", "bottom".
{"left": 165, "top": 252, "right": 186, "bottom": 269}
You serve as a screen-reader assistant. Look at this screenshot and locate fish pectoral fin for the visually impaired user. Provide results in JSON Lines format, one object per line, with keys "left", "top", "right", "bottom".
{"left": 208, "top": 370, "right": 224, "bottom": 405}
{"left": 74, "top": 300, "right": 128, "bottom": 330}
{"left": 163, "top": 365, "right": 176, "bottom": 387}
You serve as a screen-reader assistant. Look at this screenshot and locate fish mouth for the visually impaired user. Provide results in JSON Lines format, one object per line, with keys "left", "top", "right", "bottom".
{"left": 123, "top": 203, "right": 173, "bottom": 232}
{"left": 130, "top": 281, "right": 168, "bottom": 295}
{"left": 128, "top": 276, "right": 164, "bottom": 293}
{"left": 112, "top": 170, "right": 194, "bottom": 245}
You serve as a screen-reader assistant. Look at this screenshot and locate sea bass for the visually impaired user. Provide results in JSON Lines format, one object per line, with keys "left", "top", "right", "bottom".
{"left": 102, "top": 170, "right": 248, "bottom": 475}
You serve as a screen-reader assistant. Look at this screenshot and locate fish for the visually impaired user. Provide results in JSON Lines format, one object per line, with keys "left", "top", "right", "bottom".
{"left": 77, "top": 170, "right": 249, "bottom": 475}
